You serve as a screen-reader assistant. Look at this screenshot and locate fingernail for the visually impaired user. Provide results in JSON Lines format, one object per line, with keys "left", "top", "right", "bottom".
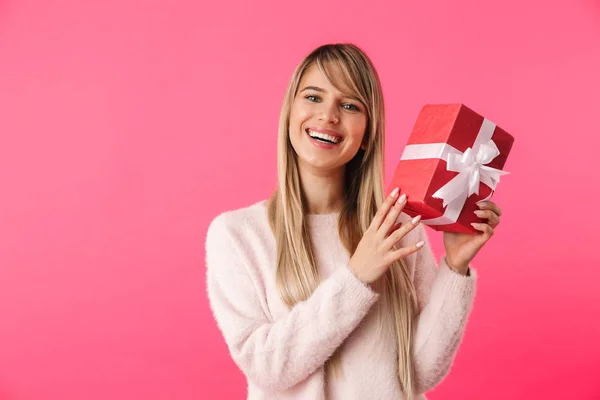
{"left": 397, "top": 193, "right": 407, "bottom": 204}
{"left": 471, "top": 223, "right": 480, "bottom": 228}
{"left": 474, "top": 210, "right": 485, "bottom": 217}
{"left": 476, "top": 201, "right": 487, "bottom": 208}
{"left": 416, "top": 241, "right": 425, "bottom": 248}
{"left": 391, "top": 187, "right": 399, "bottom": 198}
{"left": 411, "top": 215, "right": 421, "bottom": 225}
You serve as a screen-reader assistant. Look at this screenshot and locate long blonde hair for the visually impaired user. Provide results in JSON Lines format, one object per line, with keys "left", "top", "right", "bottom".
{"left": 266, "top": 43, "right": 418, "bottom": 398}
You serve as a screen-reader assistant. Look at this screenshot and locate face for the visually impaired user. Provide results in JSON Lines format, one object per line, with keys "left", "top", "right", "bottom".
{"left": 288, "top": 63, "right": 368, "bottom": 174}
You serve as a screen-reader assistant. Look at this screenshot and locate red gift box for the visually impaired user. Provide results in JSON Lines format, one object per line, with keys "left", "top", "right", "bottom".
{"left": 388, "top": 104, "right": 515, "bottom": 234}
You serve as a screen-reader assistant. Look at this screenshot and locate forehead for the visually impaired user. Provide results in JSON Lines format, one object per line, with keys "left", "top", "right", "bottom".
{"left": 297, "top": 63, "right": 353, "bottom": 97}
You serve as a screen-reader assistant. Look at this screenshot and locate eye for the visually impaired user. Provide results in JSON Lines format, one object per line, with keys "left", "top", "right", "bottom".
{"left": 342, "top": 103, "right": 360, "bottom": 112}
{"left": 304, "top": 94, "right": 321, "bottom": 102}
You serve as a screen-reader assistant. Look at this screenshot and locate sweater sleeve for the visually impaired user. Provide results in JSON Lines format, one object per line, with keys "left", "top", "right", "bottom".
{"left": 205, "top": 213, "right": 380, "bottom": 392}
{"left": 411, "top": 225, "right": 477, "bottom": 394}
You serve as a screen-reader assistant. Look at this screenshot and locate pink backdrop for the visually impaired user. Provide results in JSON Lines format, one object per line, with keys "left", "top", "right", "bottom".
{"left": 1, "top": 0, "right": 599, "bottom": 398}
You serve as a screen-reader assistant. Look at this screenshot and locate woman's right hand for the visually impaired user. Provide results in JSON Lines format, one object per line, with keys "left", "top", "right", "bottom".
{"left": 348, "top": 187, "right": 425, "bottom": 285}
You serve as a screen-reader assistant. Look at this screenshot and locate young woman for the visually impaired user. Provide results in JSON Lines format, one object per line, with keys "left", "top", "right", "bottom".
{"left": 205, "top": 43, "right": 502, "bottom": 400}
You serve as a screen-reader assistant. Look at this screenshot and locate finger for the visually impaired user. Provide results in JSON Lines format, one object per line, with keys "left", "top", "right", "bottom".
{"left": 386, "top": 221, "right": 403, "bottom": 237}
{"left": 388, "top": 240, "right": 426, "bottom": 262}
{"left": 471, "top": 222, "right": 494, "bottom": 239}
{"left": 478, "top": 201, "right": 502, "bottom": 217}
{"left": 383, "top": 215, "right": 421, "bottom": 249}
{"left": 371, "top": 187, "right": 401, "bottom": 232}
{"left": 378, "top": 193, "right": 407, "bottom": 239}
{"left": 474, "top": 209, "right": 500, "bottom": 228}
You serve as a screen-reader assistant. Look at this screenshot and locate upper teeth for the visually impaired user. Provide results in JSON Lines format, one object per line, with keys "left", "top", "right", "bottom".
{"left": 308, "top": 130, "right": 342, "bottom": 143}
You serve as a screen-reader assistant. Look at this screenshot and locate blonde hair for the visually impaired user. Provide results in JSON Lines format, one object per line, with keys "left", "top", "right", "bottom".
{"left": 266, "top": 43, "right": 418, "bottom": 398}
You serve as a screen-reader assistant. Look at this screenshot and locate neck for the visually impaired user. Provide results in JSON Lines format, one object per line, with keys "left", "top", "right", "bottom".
{"left": 298, "top": 164, "right": 345, "bottom": 215}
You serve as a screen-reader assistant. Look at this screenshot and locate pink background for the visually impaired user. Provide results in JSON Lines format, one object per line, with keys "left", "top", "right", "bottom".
{"left": 1, "top": 0, "right": 599, "bottom": 399}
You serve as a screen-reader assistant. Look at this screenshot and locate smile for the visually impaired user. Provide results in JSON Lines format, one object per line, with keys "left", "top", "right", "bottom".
{"left": 306, "top": 129, "right": 343, "bottom": 144}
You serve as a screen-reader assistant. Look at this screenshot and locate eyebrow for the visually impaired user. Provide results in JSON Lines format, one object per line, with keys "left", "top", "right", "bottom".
{"left": 300, "top": 86, "right": 326, "bottom": 93}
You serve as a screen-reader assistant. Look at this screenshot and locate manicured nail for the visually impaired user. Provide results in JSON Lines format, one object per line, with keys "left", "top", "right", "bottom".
{"left": 397, "top": 194, "right": 407, "bottom": 204}
{"left": 471, "top": 223, "right": 480, "bottom": 228}
{"left": 474, "top": 210, "right": 485, "bottom": 217}
{"left": 390, "top": 187, "right": 399, "bottom": 198}
{"left": 411, "top": 215, "right": 421, "bottom": 225}
{"left": 416, "top": 241, "right": 425, "bottom": 248}
{"left": 476, "top": 201, "right": 488, "bottom": 208}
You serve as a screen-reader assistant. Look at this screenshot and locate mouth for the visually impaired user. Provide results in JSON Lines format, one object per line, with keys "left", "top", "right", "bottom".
{"left": 305, "top": 128, "right": 344, "bottom": 145}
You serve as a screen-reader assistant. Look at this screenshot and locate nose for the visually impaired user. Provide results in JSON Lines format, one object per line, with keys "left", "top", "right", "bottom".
{"left": 318, "top": 102, "right": 339, "bottom": 124}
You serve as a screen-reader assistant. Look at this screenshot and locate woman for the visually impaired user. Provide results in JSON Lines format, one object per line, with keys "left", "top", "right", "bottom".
{"left": 205, "top": 43, "right": 501, "bottom": 399}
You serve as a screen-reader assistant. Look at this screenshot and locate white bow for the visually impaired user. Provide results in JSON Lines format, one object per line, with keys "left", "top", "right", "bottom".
{"left": 433, "top": 139, "right": 510, "bottom": 208}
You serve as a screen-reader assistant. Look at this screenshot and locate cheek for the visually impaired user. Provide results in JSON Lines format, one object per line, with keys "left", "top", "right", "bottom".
{"left": 346, "top": 117, "right": 368, "bottom": 142}
{"left": 291, "top": 103, "right": 310, "bottom": 121}
{"left": 289, "top": 104, "right": 311, "bottom": 133}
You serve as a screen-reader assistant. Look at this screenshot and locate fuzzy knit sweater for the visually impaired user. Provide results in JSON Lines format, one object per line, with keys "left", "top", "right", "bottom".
{"left": 205, "top": 200, "right": 477, "bottom": 400}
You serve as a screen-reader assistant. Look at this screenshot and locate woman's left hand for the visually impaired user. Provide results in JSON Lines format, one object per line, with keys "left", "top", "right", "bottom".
{"left": 442, "top": 201, "right": 502, "bottom": 275}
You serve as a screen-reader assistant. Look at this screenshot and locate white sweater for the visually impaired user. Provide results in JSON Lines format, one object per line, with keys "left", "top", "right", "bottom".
{"left": 205, "top": 200, "right": 477, "bottom": 399}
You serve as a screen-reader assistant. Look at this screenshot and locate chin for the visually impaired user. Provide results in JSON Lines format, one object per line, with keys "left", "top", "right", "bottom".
{"left": 300, "top": 154, "right": 347, "bottom": 172}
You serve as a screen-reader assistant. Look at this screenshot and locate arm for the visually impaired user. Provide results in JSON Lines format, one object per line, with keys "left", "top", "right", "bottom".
{"left": 205, "top": 214, "right": 379, "bottom": 392}
{"left": 411, "top": 224, "right": 477, "bottom": 394}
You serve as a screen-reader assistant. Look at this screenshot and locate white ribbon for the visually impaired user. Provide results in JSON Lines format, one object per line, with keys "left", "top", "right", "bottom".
{"left": 399, "top": 118, "right": 510, "bottom": 226}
